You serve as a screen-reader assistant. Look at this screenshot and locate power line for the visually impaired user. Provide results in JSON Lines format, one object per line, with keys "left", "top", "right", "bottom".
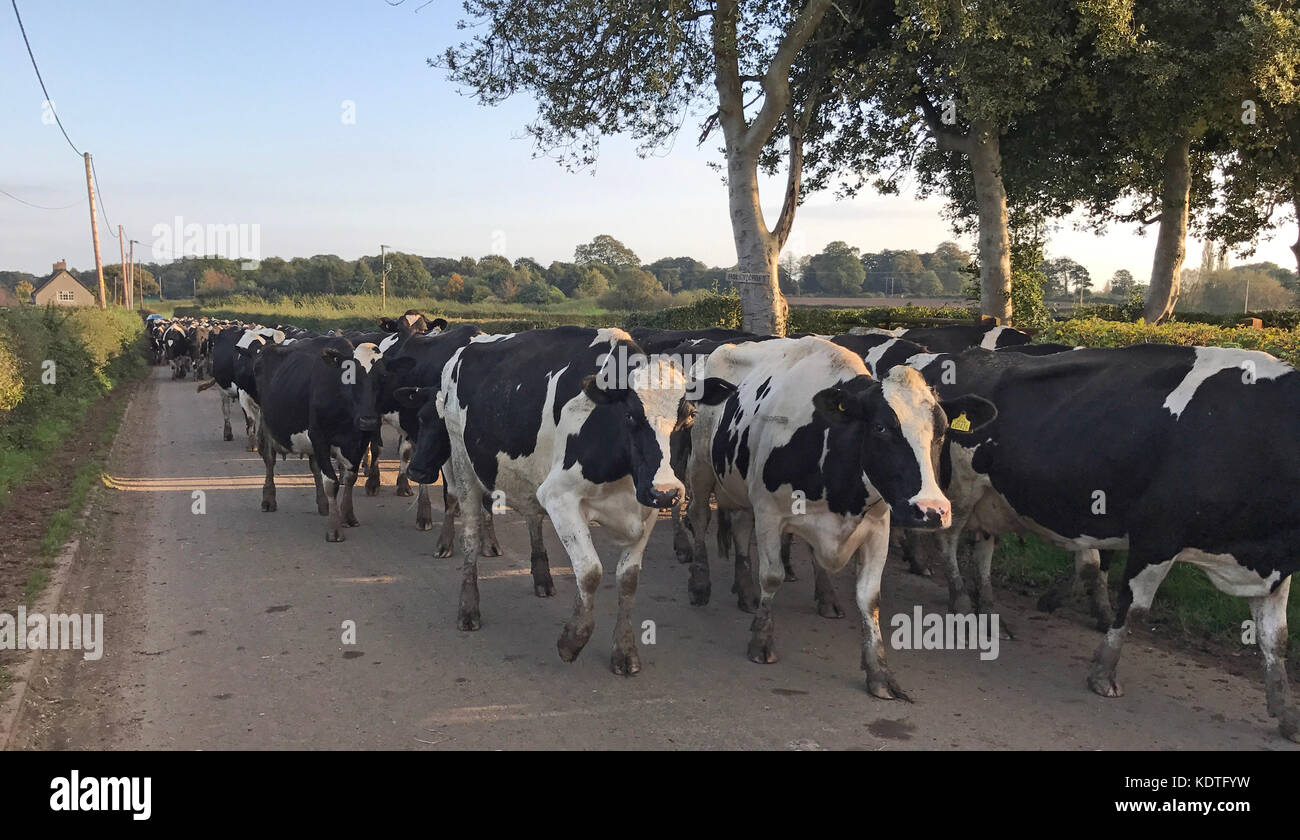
{"left": 11, "top": 0, "right": 81, "bottom": 157}
{"left": 0, "top": 187, "right": 81, "bottom": 210}
{"left": 89, "top": 156, "right": 116, "bottom": 232}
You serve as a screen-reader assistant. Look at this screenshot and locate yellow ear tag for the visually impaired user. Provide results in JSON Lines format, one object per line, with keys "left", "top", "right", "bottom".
{"left": 950, "top": 412, "right": 972, "bottom": 433}
{"left": 838, "top": 401, "right": 846, "bottom": 412}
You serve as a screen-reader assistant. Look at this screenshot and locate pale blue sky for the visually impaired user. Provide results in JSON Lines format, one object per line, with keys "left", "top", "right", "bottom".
{"left": 3, "top": 0, "right": 1295, "bottom": 284}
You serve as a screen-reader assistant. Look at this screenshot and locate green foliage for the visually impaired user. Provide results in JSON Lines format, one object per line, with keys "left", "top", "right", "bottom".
{"left": 574, "top": 234, "right": 641, "bottom": 270}
{"left": 598, "top": 267, "right": 672, "bottom": 311}
{"left": 801, "top": 241, "right": 866, "bottom": 296}
{"left": 624, "top": 291, "right": 743, "bottom": 330}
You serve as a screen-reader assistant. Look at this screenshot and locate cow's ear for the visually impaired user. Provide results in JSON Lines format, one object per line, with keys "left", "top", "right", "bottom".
{"left": 582, "top": 374, "right": 625, "bottom": 405}
{"left": 394, "top": 386, "right": 433, "bottom": 409}
{"left": 384, "top": 356, "right": 417, "bottom": 375}
{"left": 429, "top": 318, "right": 448, "bottom": 332}
{"left": 379, "top": 318, "right": 400, "bottom": 333}
{"left": 939, "top": 394, "right": 997, "bottom": 437}
{"left": 321, "top": 348, "right": 347, "bottom": 367}
{"left": 813, "top": 386, "right": 868, "bottom": 425}
{"left": 691, "top": 377, "right": 736, "bottom": 406}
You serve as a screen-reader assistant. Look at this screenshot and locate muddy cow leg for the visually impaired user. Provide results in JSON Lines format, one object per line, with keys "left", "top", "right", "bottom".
{"left": 547, "top": 500, "right": 603, "bottom": 664}
{"left": 728, "top": 509, "right": 759, "bottom": 613}
{"left": 781, "top": 532, "right": 797, "bottom": 581}
{"left": 971, "top": 533, "right": 1012, "bottom": 639}
{"left": 672, "top": 502, "right": 693, "bottom": 565}
{"left": 317, "top": 443, "right": 346, "bottom": 543}
{"left": 527, "top": 515, "right": 554, "bottom": 597}
{"left": 746, "top": 512, "right": 786, "bottom": 664}
{"left": 685, "top": 454, "right": 716, "bottom": 606}
{"left": 608, "top": 515, "right": 654, "bottom": 676}
{"left": 1249, "top": 577, "right": 1300, "bottom": 742}
{"left": 339, "top": 449, "right": 360, "bottom": 528}
{"left": 450, "top": 454, "right": 483, "bottom": 630}
{"left": 1088, "top": 552, "right": 1172, "bottom": 698}
{"left": 900, "top": 528, "right": 932, "bottom": 577}
{"left": 813, "top": 562, "right": 845, "bottom": 619}
{"left": 856, "top": 505, "right": 910, "bottom": 701}
{"left": 436, "top": 478, "right": 458, "bottom": 556}
{"left": 220, "top": 391, "right": 234, "bottom": 441}
{"left": 395, "top": 433, "right": 413, "bottom": 496}
{"left": 478, "top": 492, "right": 502, "bottom": 557}
{"left": 308, "top": 454, "right": 329, "bottom": 516}
{"left": 260, "top": 426, "right": 278, "bottom": 513}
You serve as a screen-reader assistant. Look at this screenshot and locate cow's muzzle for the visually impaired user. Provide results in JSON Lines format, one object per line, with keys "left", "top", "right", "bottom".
{"left": 647, "top": 485, "right": 681, "bottom": 509}
{"left": 907, "top": 498, "right": 952, "bottom": 530}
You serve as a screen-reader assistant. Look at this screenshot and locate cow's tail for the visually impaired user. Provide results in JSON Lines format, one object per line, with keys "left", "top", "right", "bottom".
{"left": 196, "top": 378, "right": 218, "bottom": 392}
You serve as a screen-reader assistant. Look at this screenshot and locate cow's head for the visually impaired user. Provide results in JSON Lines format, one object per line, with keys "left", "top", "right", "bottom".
{"left": 812, "top": 366, "right": 995, "bottom": 529}
{"left": 394, "top": 385, "right": 447, "bottom": 485}
{"left": 379, "top": 310, "right": 447, "bottom": 336}
{"left": 580, "top": 353, "right": 687, "bottom": 509}
{"left": 322, "top": 342, "right": 415, "bottom": 434}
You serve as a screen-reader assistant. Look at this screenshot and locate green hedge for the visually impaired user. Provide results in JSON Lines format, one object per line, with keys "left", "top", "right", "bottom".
{"left": 0, "top": 306, "right": 144, "bottom": 506}
{"left": 1045, "top": 317, "right": 1300, "bottom": 366}
{"left": 1072, "top": 303, "right": 1300, "bottom": 330}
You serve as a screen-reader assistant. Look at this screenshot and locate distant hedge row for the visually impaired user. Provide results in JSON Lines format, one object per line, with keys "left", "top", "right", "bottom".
{"left": 0, "top": 306, "right": 144, "bottom": 506}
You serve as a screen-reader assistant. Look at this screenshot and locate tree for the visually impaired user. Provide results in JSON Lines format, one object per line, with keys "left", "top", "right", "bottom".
{"left": 1110, "top": 269, "right": 1136, "bottom": 299}
{"left": 802, "top": 241, "right": 864, "bottom": 296}
{"left": 15, "top": 279, "right": 33, "bottom": 302}
{"left": 598, "top": 266, "right": 671, "bottom": 310}
{"left": 436, "top": 0, "right": 844, "bottom": 334}
{"left": 573, "top": 235, "right": 641, "bottom": 270}
{"left": 573, "top": 265, "right": 609, "bottom": 298}
{"left": 443, "top": 272, "right": 465, "bottom": 300}
{"left": 196, "top": 268, "right": 236, "bottom": 299}
{"left": 384, "top": 252, "right": 433, "bottom": 297}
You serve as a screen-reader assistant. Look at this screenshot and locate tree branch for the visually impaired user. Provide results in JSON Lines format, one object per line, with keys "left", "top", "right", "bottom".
{"left": 914, "top": 88, "right": 970, "bottom": 155}
{"left": 743, "top": 0, "right": 834, "bottom": 156}
{"left": 773, "top": 83, "right": 822, "bottom": 250}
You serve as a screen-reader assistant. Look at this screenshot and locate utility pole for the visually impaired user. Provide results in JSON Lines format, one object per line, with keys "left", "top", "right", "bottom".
{"left": 129, "top": 239, "right": 138, "bottom": 309}
{"left": 380, "top": 244, "right": 389, "bottom": 311}
{"left": 84, "top": 152, "right": 106, "bottom": 309}
{"left": 118, "top": 225, "right": 127, "bottom": 308}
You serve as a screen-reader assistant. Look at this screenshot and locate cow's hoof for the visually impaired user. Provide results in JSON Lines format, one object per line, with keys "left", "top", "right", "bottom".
{"left": 866, "top": 672, "right": 912, "bottom": 702}
{"left": 675, "top": 548, "right": 691, "bottom": 565}
{"left": 688, "top": 580, "right": 711, "bottom": 607}
{"left": 1095, "top": 615, "right": 1114, "bottom": 633}
{"left": 534, "top": 581, "right": 556, "bottom": 598}
{"left": 1087, "top": 671, "right": 1123, "bottom": 698}
{"left": 816, "top": 599, "right": 845, "bottom": 620}
{"left": 457, "top": 611, "right": 481, "bottom": 632}
{"left": 261, "top": 500, "right": 276, "bottom": 512}
{"left": 783, "top": 568, "right": 798, "bottom": 582}
{"left": 364, "top": 485, "right": 378, "bottom": 497}
{"left": 480, "top": 541, "right": 502, "bottom": 558}
{"left": 344, "top": 515, "right": 359, "bottom": 527}
{"left": 747, "top": 638, "right": 778, "bottom": 664}
{"left": 736, "top": 594, "right": 758, "bottom": 613}
{"left": 223, "top": 431, "right": 233, "bottom": 442}
{"left": 611, "top": 648, "right": 641, "bottom": 676}
{"left": 396, "top": 486, "right": 413, "bottom": 497}
{"left": 326, "top": 530, "right": 345, "bottom": 543}
{"left": 556, "top": 626, "right": 590, "bottom": 662}
{"left": 951, "top": 593, "right": 974, "bottom": 614}
{"left": 416, "top": 518, "right": 433, "bottom": 532}
{"left": 435, "top": 544, "right": 453, "bottom": 558}
{"left": 907, "top": 561, "right": 933, "bottom": 578}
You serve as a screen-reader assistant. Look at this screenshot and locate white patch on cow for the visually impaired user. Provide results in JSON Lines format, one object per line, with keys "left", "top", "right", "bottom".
{"left": 979, "top": 326, "right": 1007, "bottom": 350}
{"left": 1175, "top": 548, "right": 1281, "bottom": 597}
{"left": 378, "top": 332, "right": 401, "bottom": 354}
{"left": 471, "top": 333, "right": 514, "bottom": 343}
{"left": 353, "top": 342, "right": 382, "bottom": 373}
{"left": 903, "top": 352, "right": 942, "bottom": 372}
{"left": 880, "top": 366, "right": 946, "bottom": 515}
{"left": 289, "top": 431, "right": 313, "bottom": 454}
{"left": 404, "top": 312, "right": 421, "bottom": 327}
{"left": 1162, "top": 346, "right": 1291, "bottom": 418}
{"left": 864, "top": 338, "right": 900, "bottom": 375}
{"left": 589, "top": 327, "right": 633, "bottom": 348}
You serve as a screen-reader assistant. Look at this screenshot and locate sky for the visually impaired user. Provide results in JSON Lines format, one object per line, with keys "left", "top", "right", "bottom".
{"left": 2, "top": 0, "right": 1296, "bottom": 284}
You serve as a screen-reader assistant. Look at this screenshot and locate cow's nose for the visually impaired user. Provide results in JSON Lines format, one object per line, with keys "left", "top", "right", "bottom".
{"left": 650, "top": 485, "right": 681, "bottom": 509}
{"left": 912, "top": 498, "right": 951, "bottom": 529}
{"left": 358, "top": 415, "right": 379, "bottom": 432}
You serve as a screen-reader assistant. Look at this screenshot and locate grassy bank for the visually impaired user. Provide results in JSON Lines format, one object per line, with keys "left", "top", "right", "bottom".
{"left": 0, "top": 306, "right": 145, "bottom": 510}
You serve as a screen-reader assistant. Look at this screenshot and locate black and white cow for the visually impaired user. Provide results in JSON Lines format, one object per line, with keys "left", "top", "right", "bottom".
{"left": 878, "top": 343, "right": 1300, "bottom": 740}
{"left": 197, "top": 325, "right": 248, "bottom": 441}
{"left": 892, "top": 323, "right": 1031, "bottom": 353}
{"left": 628, "top": 327, "right": 757, "bottom": 354}
{"left": 243, "top": 335, "right": 413, "bottom": 541}
{"left": 404, "top": 326, "right": 686, "bottom": 673}
{"left": 163, "top": 323, "right": 193, "bottom": 379}
{"left": 683, "top": 336, "right": 995, "bottom": 697}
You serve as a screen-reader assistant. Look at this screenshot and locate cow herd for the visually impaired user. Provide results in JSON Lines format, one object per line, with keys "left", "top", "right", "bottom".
{"left": 143, "top": 310, "right": 1300, "bottom": 743}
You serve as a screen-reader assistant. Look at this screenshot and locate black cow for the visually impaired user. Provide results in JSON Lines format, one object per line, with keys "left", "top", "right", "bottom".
{"left": 879, "top": 343, "right": 1300, "bottom": 740}
{"left": 628, "top": 327, "right": 757, "bottom": 354}
{"left": 894, "top": 323, "right": 1030, "bottom": 353}
{"left": 163, "top": 323, "right": 192, "bottom": 379}
{"left": 243, "top": 336, "right": 413, "bottom": 541}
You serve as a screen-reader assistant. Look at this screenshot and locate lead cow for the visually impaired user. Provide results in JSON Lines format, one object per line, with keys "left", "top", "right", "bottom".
{"left": 683, "top": 337, "right": 995, "bottom": 698}
{"left": 405, "top": 326, "right": 687, "bottom": 674}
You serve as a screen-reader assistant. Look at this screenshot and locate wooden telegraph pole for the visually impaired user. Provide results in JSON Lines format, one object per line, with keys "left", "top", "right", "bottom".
{"left": 117, "top": 225, "right": 127, "bottom": 307}
{"left": 84, "top": 152, "right": 107, "bottom": 309}
{"left": 128, "top": 239, "right": 137, "bottom": 310}
{"left": 380, "top": 244, "right": 388, "bottom": 311}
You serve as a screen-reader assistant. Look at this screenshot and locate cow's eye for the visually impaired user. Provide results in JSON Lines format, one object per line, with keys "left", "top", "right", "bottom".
{"left": 625, "top": 414, "right": 638, "bottom": 428}
{"left": 873, "top": 423, "right": 889, "bottom": 435}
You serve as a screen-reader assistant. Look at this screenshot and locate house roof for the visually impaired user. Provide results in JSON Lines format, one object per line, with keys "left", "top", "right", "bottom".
{"left": 31, "top": 269, "right": 88, "bottom": 297}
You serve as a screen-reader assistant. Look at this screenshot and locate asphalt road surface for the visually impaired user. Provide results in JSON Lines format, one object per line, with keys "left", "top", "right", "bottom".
{"left": 10, "top": 366, "right": 1298, "bottom": 750}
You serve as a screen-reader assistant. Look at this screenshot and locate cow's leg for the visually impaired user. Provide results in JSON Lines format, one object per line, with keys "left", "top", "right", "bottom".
{"left": 746, "top": 513, "right": 785, "bottom": 664}
{"left": 935, "top": 526, "right": 973, "bottom": 614}
{"left": 395, "top": 433, "right": 414, "bottom": 497}
{"left": 452, "top": 460, "right": 483, "bottom": 630}
{"left": 728, "top": 508, "right": 759, "bottom": 612}
{"left": 259, "top": 428, "right": 277, "bottom": 512}
{"left": 672, "top": 502, "right": 692, "bottom": 565}
{"left": 780, "top": 532, "right": 797, "bottom": 581}
{"left": 971, "top": 532, "right": 1012, "bottom": 639}
{"left": 1041, "top": 549, "right": 1114, "bottom": 632}
{"left": 308, "top": 454, "right": 328, "bottom": 516}
{"left": 899, "top": 529, "right": 932, "bottom": 576}
{"left": 609, "top": 516, "right": 654, "bottom": 676}
{"left": 435, "top": 479, "right": 458, "bottom": 555}
{"left": 339, "top": 450, "right": 360, "bottom": 528}
{"left": 685, "top": 459, "right": 716, "bottom": 606}
{"left": 364, "top": 433, "right": 381, "bottom": 496}
{"left": 548, "top": 503, "right": 602, "bottom": 663}
{"left": 1088, "top": 555, "right": 1172, "bottom": 698}
{"left": 242, "top": 408, "right": 257, "bottom": 451}
{"left": 478, "top": 492, "right": 502, "bottom": 557}
{"left": 813, "top": 561, "right": 845, "bottom": 619}
{"left": 415, "top": 483, "right": 433, "bottom": 532}
{"left": 1248, "top": 577, "right": 1300, "bottom": 742}
{"left": 527, "top": 515, "right": 554, "bottom": 597}
{"left": 855, "top": 510, "right": 910, "bottom": 701}
{"left": 318, "top": 444, "right": 346, "bottom": 543}
{"left": 220, "top": 392, "right": 233, "bottom": 441}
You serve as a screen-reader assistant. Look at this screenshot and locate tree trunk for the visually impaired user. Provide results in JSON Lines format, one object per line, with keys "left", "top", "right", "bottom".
{"left": 969, "top": 122, "right": 1012, "bottom": 322}
{"left": 727, "top": 154, "right": 784, "bottom": 335}
{"left": 1144, "top": 135, "right": 1193, "bottom": 324}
